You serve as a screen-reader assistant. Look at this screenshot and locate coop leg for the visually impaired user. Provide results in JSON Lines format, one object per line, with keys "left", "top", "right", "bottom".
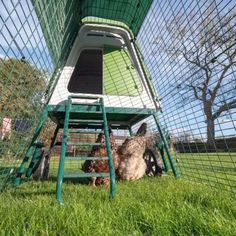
{"left": 15, "top": 106, "right": 48, "bottom": 185}
{"left": 100, "top": 98, "right": 116, "bottom": 199}
{"left": 49, "top": 125, "right": 60, "bottom": 150}
{"left": 56, "top": 98, "right": 71, "bottom": 204}
{"left": 26, "top": 125, "right": 59, "bottom": 178}
{"left": 25, "top": 142, "right": 44, "bottom": 177}
{"left": 157, "top": 143, "right": 169, "bottom": 172}
{"left": 153, "top": 113, "right": 179, "bottom": 177}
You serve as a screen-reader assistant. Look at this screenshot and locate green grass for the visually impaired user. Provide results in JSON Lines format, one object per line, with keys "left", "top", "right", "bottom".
{"left": 0, "top": 152, "right": 236, "bottom": 235}
{"left": 175, "top": 152, "right": 236, "bottom": 169}
{"left": 174, "top": 152, "right": 236, "bottom": 192}
{"left": 0, "top": 177, "right": 235, "bottom": 236}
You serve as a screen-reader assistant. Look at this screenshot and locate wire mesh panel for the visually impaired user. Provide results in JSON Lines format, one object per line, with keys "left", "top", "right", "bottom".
{"left": 137, "top": 0, "right": 236, "bottom": 192}
{"left": 0, "top": 0, "right": 235, "bottom": 193}
{"left": 0, "top": 0, "right": 53, "bottom": 190}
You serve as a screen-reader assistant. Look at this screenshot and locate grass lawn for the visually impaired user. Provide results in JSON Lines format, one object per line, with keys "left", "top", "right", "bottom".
{"left": 0, "top": 176, "right": 235, "bottom": 236}
{"left": 174, "top": 152, "right": 236, "bottom": 192}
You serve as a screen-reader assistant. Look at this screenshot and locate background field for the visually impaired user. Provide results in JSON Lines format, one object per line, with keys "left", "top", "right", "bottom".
{"left": 175, "top": 152, "right": 236, "bottom": 193}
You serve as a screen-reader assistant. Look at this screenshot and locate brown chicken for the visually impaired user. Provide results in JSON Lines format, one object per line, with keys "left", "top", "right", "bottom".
{"left": 117, "top": 123, "right": 147, "bottom": 181}
{"left": 81, "top": 127, "right": 119, "bottom": 186}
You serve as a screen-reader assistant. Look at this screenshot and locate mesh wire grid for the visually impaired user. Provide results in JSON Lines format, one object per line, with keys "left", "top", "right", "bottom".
{"left": 0, "top": 0, "right": 235, "bottom": 193}
{"left": 138, "top": 0, "right": 236, "bottom": 192}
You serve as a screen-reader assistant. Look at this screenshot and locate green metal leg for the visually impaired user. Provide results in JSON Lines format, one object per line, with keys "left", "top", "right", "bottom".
{"left": 49, "top": 125, "right": 60, "bottom": 150}
{"left": 25, "top": 142, "right": 44, "bottom": 177}
{"left": 56, "top": 99, "right": 71, "bottom": 204}
{"left": 153, "top": 113, "right": 179, "bottom": 177}
{"left": 15, "top": 106, "right": 48, "bottom": 185}
{"left": 100, "top": 98, "right": 116, "bottom": 199}
{"left": 25, "top": 125, "right": 59, "bottom": 178}
{"left": 157, "top": 143, "right": 169, "bottom": 172}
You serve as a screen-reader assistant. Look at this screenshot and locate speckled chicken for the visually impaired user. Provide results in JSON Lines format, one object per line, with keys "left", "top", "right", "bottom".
{"left": 117, "top": 123, "right": 147, "bottom": 180}
{"left": 81, "top": 127, "right": 119, "bottom": 186}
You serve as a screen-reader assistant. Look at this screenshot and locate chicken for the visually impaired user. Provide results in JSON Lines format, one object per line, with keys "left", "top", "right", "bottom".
{"left": 117, "top": 123, "right": 147, "bottom": 181}
{"left": 81, "top": 126, "right": 119, "bottom": 186}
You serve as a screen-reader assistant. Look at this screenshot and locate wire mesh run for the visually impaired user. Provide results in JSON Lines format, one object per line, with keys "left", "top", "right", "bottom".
{"left": 0, "top": 0, "right": 53, "bottom": 190}
{"left": 0, "top": 0, "right": 235, "bottom": 193}
{"left": 137, "top": 0, "right": 236, "bottom": 192}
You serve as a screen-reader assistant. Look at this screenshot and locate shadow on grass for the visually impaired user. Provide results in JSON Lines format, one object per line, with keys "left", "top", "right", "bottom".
{"left": 11, "top": 189, "right": 56, "bottom": 198}
{"left": 48, "top": 176, "right": 90, "bottom": 185}
{"left": 10, "top": 176, "right": 91, "bottom": 199}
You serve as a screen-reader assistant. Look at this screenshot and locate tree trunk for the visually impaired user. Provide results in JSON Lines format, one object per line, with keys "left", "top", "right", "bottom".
{"left": 206, "top": 118, "right": 215, "bottom": 147}
{"left": 204, "top": 101, "right": 215, "bottom": 147}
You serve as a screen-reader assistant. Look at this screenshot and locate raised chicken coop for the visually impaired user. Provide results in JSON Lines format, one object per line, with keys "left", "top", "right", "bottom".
{"left": 0, "top": 0, "right": 235, "bottom": 204}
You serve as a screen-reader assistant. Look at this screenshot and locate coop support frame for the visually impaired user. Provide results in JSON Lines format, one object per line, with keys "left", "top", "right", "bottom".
{"left": 25, "top": 142, "right": 44, "bottom": 178}
{"left": 153, "top": 113, "right": 179, "bottom": 177}
{"left": 14, "top": 106, "right": 48, "bottom": 185}
{"left": 25, "top": 125, "right": 60, "bottom": 178}
{"left": 100, "top": 97, "right": 116, "bottom": 199}
{"left": 56, "top": 97, "right": 72, "bottom": 204}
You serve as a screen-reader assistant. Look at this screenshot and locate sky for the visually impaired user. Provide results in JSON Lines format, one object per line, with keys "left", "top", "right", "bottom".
{"left": 0, "top": 0, "right": 53, "bottom": 73}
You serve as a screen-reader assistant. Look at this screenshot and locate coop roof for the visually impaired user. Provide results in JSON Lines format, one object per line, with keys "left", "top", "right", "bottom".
{"left": 32, "top": 0, "right": 153, "bottom": 64}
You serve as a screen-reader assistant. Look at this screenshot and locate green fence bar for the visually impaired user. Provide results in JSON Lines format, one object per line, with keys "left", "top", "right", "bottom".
{"left": 153, "top": 113, "right": 179, "bottom": 177}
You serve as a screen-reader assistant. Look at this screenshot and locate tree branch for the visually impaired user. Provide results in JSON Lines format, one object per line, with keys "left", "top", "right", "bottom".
{"left": 187, "top": 84, "right": 203, "bottom": 101}
{"left": 182, "top": 51, "right": 209, "bottom": 74}
{"left": 212, "top": 98, "right": 236, "bottom": 119}
{"left": 211, "top": 59, "right": 236, "bottom": 101}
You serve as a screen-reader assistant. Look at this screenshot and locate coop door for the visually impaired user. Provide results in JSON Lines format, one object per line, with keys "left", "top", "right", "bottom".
{"left": 67, "top": 49, "right": 103, "bottom": 94}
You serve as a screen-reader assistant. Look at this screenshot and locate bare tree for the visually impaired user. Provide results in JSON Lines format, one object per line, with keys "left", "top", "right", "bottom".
{"left": 155, "top": 7, "right": 236, "bottom": 146}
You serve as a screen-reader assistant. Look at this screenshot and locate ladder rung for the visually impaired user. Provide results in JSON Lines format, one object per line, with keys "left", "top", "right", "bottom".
{"left": 71, "top": 102, "right": 101, "bottom": 106}
{"left": 69, "top": 129, "right": 103, "bottom": 134}
{"left": 67, "top": 142, "right": 103, "bottom": 146}
{"left": 66, "top": 156, "right": 108, "bottom": 161}
{"left": 69, "top": 111, "right": 102, "bottom": 114}
{"left": 69, "top": 119, "right": 104, "bottom": 123}
{"left": 70, "top": 95, "right": 101, "bottom": 100}
{"left": 64, "top": 172, "right": 110, "bottom": 178}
